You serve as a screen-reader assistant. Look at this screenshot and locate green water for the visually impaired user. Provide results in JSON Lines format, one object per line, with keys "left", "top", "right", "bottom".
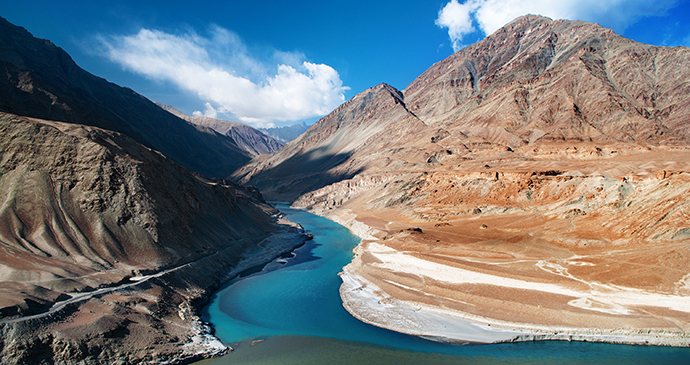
{"left": 197, "top": 205, "right": 690, "bottom": 364}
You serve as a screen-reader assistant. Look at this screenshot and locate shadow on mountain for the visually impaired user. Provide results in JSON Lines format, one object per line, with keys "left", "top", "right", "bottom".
{"left": 245, "top": 146, "right": 364, "bottom": 202}
{"left": 0, "top": 16, "right": 249, "bottom": 178}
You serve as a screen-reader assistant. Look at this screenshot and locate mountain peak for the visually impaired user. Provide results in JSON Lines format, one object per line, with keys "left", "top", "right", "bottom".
{"left": 502, "top": 13, "right": 553, "bottom": 31}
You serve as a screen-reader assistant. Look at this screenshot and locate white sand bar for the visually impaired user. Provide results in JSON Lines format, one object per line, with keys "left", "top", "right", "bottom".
{"left": 340, "top": 241, "right": 690, "bottom": 346}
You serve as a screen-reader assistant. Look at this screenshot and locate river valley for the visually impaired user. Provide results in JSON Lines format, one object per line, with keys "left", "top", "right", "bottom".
{"left": 194, "top": 205, "right": 690, "bottom": 364}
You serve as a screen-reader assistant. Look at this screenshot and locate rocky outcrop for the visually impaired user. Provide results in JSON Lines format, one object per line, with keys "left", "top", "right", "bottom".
{"left": 156, "top": 103, "right": 283, "bottom": 157}
{"left": 0, "top": 16, "right": 250, "bottom": 178}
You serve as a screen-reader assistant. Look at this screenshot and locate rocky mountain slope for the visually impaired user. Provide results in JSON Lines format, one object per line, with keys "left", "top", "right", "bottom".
{"left": 156, "top": 103, "right": 282, "bottom": 157}
{"left": 236, "top": 15, "right": 690, "bottom": 200}
{"left": 0, "top": 16, "right": 250, "bottom": 178}
{"left": 0, "top": 16, "right": 305, "bottom": 363}
{"left": 236, "top": 16, "right": 690, "bottom": 344}
{"left": 0, "top": 112, "right": 306, "bottom": 363}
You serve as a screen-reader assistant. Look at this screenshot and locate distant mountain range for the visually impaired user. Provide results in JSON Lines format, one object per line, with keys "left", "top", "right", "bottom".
{"left": 260, "top": 122, "right": 310, "bottom": 144}
{"left": 155, "top": 103, "right": 283, "bottom": 156}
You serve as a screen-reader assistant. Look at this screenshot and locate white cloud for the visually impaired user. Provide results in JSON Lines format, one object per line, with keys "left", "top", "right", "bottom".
{"left": 435, "top": 0, "right": 477, "bottom": 51}
{"left": 436, "top": 0, "right": 679, "bottom": 51}
{"left": 98, "top": 26, "right": 349, "bottom": 127}
{"left": 193, "top": 102, "right": 220, "bottom": 119}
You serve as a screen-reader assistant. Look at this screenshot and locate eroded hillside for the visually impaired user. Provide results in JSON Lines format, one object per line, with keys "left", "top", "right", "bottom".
{"left": 0, "top": 113, "right": 306, "bottom": 363}
{"left": 238, "top": 15, "right": 690, "bottom": 344}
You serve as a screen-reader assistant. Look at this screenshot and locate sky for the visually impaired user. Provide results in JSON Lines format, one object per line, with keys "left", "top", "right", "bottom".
{"left": 1, "top": 0, "right": 689, "bottom": 127}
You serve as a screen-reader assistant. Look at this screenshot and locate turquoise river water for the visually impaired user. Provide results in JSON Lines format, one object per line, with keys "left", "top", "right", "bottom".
{"left": 195, "top": 205, "right": 690, "bottom": 364}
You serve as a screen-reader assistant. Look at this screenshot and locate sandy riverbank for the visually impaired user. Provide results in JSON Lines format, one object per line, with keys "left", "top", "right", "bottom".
{"left": 313, "top": 208, "right": 690, "bottom": 347}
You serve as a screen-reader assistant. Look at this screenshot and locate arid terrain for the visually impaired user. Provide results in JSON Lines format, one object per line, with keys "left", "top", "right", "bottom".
{"left": 0, "top": 16, "right": 308, "bottom": 364}
{"left": 1, "top": 11, "right": 689, "bottom": 365}
{"left": 239, "top": 15, "right": 690, "bottom": 345}
{"left": 0, "top": 112, "right": 308, "bottom": 363}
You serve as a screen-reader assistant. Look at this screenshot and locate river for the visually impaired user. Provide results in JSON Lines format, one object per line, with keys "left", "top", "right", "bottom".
{"left": 194, "top": 205, "right": 690, "bottom": 364}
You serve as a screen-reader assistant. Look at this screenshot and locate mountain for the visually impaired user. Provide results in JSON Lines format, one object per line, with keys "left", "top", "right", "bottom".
{"left": 235, "top": 16, "right": 690, "bottom": 344}
{"left": 0, "top": 16, "right": 250, "bottom": 178}
{"left": 232, "top": 83, "right": 418, "bottom": 201}
{"left": 236, "top": 15, "right": 690, "bottom": 201}
{"left": 0, "top": 17, "right": 307, "bottom": 363}
{"left": 0, "top": 112, "right": 306, "bottom": 363}
{"left": 259, "top": 122, "right": 310, "bottom": 144}
{"left": 156, "top": 103, "right": 283, "bottom": 157}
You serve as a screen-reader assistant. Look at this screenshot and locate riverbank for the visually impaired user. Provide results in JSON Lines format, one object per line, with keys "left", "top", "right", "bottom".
{"left": 301, "top": 206, "right": 690, "bottom": 348}
{"left": 0, "top": 222, "right": 307, "bottom": 364}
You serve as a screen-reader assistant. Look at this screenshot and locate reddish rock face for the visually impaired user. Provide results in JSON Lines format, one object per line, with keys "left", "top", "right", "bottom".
{"left": 403, "top": 15, "right": 690, "bottom": 145}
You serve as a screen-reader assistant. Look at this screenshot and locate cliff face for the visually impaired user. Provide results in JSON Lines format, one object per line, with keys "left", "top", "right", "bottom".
{"left": 156, "top": 103, "right": 283, "bottom": 157}
{"left": 0, "top": 17, "right": 250, "bottom": 178}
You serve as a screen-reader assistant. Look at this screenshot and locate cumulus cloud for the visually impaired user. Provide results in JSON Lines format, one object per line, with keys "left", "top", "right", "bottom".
{"left": 98, "top": 26, "right": 348, "bottom": 127}
{"left": 437, "top": 0, "right": 679, "bottom": 52}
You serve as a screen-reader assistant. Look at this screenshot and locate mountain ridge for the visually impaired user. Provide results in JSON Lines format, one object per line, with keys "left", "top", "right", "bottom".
{"left": 0, "top": 16, "right": 250, "bottom": 178}
{"left": 0, "top": 111, "right": 306, "bottom": 363}
{"left": 237, "top": 15, "right": 690, "bottom": 201}
{"left": 237, "top": 15, "right": 690, "bottom": 346}
{"left": 155, "top": 103, "right": 283, "bottom": 157}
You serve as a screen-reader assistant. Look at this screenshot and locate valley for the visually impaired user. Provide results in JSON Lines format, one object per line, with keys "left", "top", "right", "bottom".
{"left": 0, "top": 9, "right": 689, "bottom": 364}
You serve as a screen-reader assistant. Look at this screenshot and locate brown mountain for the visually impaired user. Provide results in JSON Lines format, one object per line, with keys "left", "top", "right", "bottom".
{"left": 0, "top": 112, "right": 305, "bottom": 363}
{"left": 236, "top": 16, "right": 690, "bottom": 345}
{"left": 156, "top": 103, "right": 283, "bottom": 157}
{"left": 236, "top": 15, "right": 690, "bottom": 200}
{"left": 0, "top": 17, "right": 305, "bottom": 363}
{"left": 0, "top": 16, "right": 250, "bottom": 178}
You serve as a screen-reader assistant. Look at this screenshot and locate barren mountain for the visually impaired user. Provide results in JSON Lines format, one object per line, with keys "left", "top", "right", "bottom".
{"left": 0, "top": 16, "right": 250, "bottom": 178}
{"left": 0, "top": 112, "right": 305, "bottom": 363}
{"left": 156, "top": 103, "right": 283, "bottom": 157}
{"left": 236, "top": 16, "right": 690, "bottom": 345}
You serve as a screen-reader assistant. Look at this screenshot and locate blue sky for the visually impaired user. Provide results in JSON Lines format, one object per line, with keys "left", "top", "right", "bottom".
{"left": 1, "top": 0, "right": 689, "bottom": 127}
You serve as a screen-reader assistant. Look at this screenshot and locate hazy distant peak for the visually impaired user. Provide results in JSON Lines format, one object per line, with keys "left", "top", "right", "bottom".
{"left": 155, "top": 102, "right": 283, "bottom": 156}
